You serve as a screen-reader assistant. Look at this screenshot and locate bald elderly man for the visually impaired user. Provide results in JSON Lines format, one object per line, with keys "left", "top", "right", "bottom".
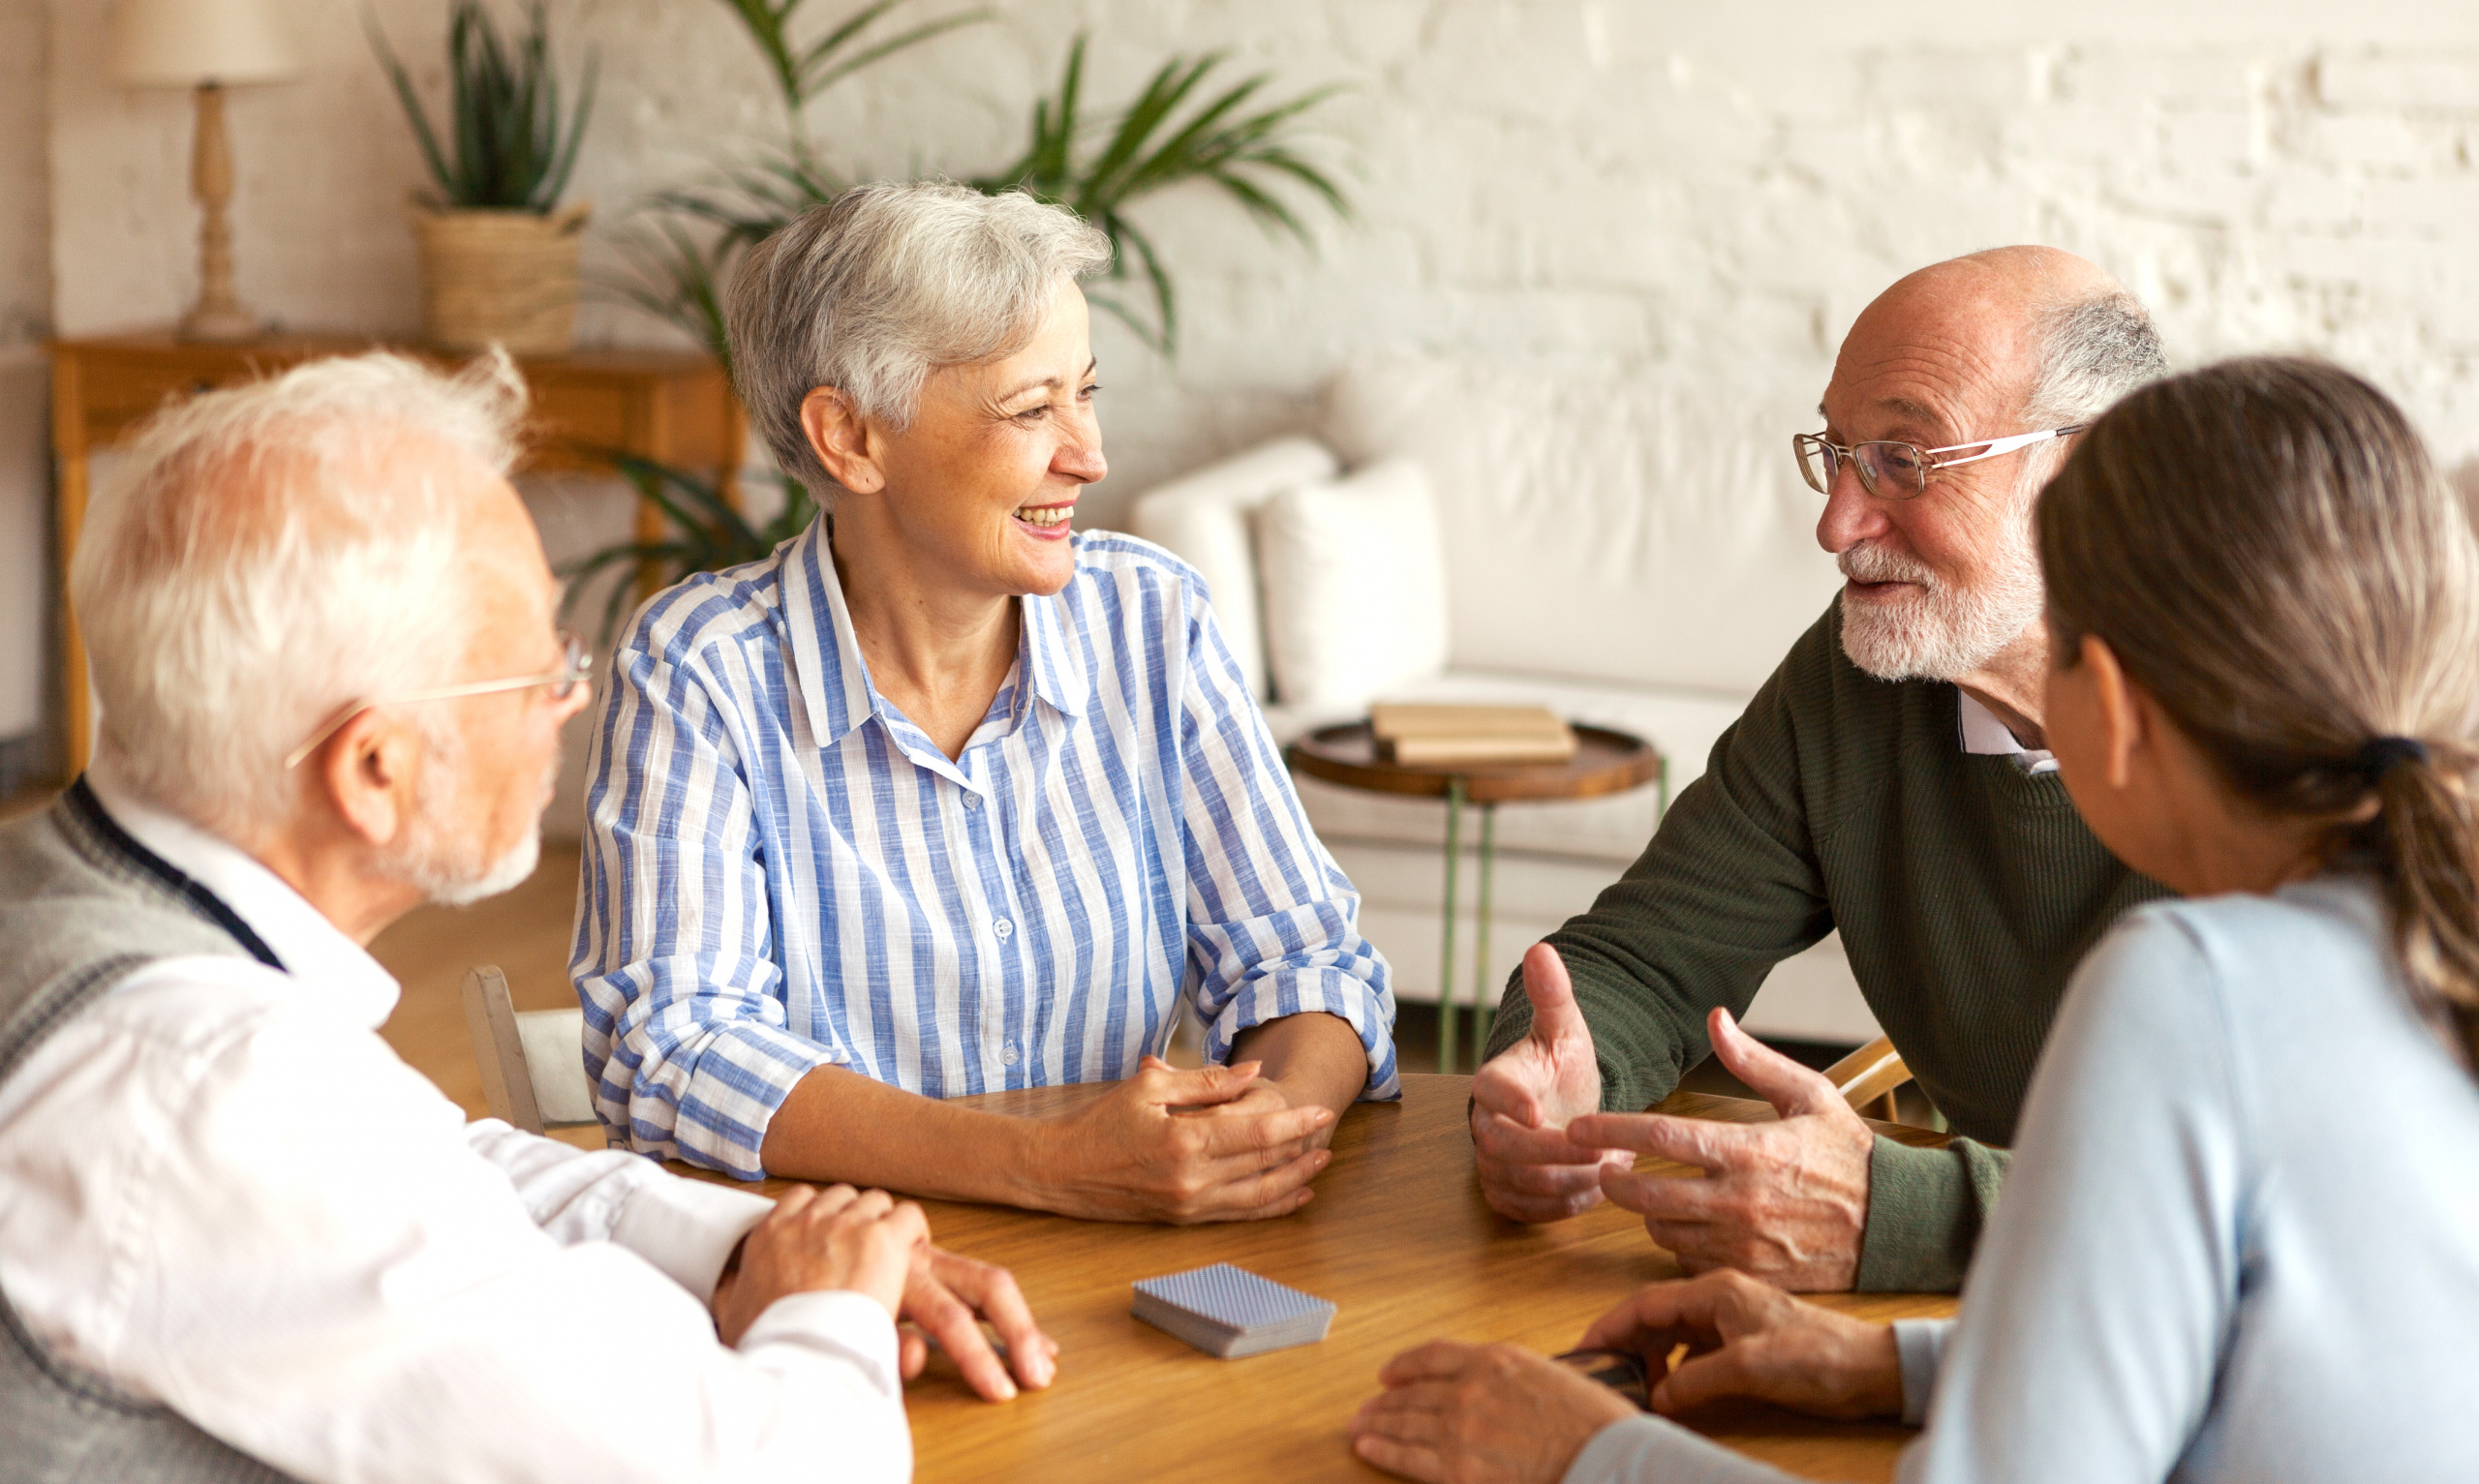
{"left": 0, "top": 352, "right": 1050, "bottom": 1482}
{"left": 1474, "top": 247, "right": 2173, "bottom": 1292}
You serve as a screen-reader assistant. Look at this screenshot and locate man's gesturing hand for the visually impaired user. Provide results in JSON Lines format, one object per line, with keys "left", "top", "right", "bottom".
{"left": 1034, "top": 1057, "right": 1335, "bottom": 1224}
{"left": 712, "top": 1184, "right": 926, "bottom": 1347}
{"left": 1570, "top": 1007, "right": 1875, "bottom": 1290}
{"left": 1576, "top": 1270, "right": 1902, "bottom": 1420}
{"left": 1470, "top": 943, "right": 1628, "bottom": 1223}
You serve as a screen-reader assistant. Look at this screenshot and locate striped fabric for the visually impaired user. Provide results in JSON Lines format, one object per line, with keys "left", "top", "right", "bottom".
{"left": 571, "top": 519, "right": 1399, "bottom": 1178}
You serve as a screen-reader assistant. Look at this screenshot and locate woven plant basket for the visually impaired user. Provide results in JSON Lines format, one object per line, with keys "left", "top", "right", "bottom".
{"left": 412, "top": 201, "right": 592, "bottom": 355}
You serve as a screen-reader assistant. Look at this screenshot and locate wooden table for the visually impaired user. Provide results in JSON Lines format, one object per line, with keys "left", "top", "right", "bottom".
{"left": 46, "top": 334, "right": 743, "bottom": 775}
{"left": 1285, "top": 723, "right": 1666, "bottom": 1070}
{"left": 724, "top": 1074, "right": 1953, "bottom": 1483}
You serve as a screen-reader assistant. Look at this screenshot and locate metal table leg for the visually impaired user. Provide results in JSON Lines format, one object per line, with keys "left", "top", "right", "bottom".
{"left": 1474, "top": 802, "right": 1497, "bottom": 1059}
{"left": 1438, "top": 778, "right": 1465, "bottom": 1074}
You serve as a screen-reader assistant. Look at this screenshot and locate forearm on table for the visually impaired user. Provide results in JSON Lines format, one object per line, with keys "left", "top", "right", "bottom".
{"left": 757, "top": 1064, "right": 1047, "bottom": 1206}
{"left": 1232, "top": 1011, "right": 1368, "bottom": 1128}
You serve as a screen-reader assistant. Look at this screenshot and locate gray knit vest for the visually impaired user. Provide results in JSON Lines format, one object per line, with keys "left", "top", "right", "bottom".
{"left": 0, "top": 780, "right": 299, "bottom": 1482}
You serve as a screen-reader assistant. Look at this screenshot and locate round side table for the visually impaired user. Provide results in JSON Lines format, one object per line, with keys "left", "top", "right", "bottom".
{"left": 1285, "top": 721, "right": 1665, "bottom": 1072}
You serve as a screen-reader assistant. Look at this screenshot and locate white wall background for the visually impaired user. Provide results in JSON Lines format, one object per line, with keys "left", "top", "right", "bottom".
{"left": 16, "top": 0, "right": 2479, "bottom": 754}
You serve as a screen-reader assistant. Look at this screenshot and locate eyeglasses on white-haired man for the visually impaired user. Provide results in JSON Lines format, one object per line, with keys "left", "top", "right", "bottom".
{"left": 0, "top": 350, "right": 1052, "bottom": 1484}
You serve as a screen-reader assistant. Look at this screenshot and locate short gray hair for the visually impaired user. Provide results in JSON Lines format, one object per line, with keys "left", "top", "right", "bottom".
{"left": 726, "top": 180, "right": 1113, "bottom": 500}
{"left": 2013, "top": 290, "right": 2168, "bottom": 499}
{"left": 71, "top": 351, "right": 526, "bottom": 839}
{"left": 2026, "top": 291, "right": 2168, "bottom": 430}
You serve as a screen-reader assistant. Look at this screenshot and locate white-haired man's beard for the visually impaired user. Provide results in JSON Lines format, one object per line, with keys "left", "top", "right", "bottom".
{"left": 385, "top": 720, "right": 553, "bottom": 908}
{"left": 1836, "top": 535, "right": 2044, "bottom": 683}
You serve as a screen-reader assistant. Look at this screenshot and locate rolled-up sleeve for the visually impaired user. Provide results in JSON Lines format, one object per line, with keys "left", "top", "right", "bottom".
{"left": 1174, "top": 599, "right": 1399, "bottom": 1100}
{"left": 572, "top": 637, "right": 840, "bottom": 1179}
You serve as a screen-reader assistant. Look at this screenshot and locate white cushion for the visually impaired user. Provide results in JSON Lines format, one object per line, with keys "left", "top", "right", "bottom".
{"left": 1127, "top": 436, "right": 1339, "bottom": 699}
{"left": 1257, "top": 458, "right": 1450, "bottom": 712}
{"left": 1322, "top": 357, "right": 1843, "bottom": 696}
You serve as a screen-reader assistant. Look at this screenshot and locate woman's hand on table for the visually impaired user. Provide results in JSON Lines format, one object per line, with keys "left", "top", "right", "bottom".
{"left": 1027, "top": 1056, "right": 1335, "bottom": 1223}
{"left": 1579, "top": 1269, "right": 1902, "bottom": 1421}
{"left": 1350, "top": 1340, "right": 1637, "bottom": 1484}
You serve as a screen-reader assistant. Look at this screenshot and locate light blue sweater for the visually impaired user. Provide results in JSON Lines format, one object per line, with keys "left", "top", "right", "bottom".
{"left": 1569, "top": 878, "right": 2479, "bottom": 1483}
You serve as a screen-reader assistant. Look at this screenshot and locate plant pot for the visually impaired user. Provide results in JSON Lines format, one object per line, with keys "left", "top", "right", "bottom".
{"left": 412, "top": 201, "right": 592, "bottom": 355}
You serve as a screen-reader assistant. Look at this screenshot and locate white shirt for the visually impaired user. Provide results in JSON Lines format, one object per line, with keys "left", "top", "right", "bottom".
{"left": 0, "top": 772, "right": 911, "bottom": 1483}
{"left": 1955, "top": 691, "right": 2058, "bottom": 774}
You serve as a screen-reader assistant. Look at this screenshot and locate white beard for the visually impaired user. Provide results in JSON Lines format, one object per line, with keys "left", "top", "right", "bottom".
{"left": 385, "top": 722, "right": 554, "bottom": 907}
{"left": 1837, "top": 535, "right": 2043, "bottom": 683}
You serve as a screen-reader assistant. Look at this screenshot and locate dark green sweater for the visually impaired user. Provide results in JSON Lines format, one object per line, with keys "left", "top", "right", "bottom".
{"left": 1483, "top": 602, "right": 2168, "bottom": 1290}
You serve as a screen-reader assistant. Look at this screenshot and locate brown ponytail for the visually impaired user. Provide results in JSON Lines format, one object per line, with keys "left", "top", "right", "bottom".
{"left": 2362, "top": 746, "right": 2479, "bottom": 1059}
{"left": 2037, "top": 357, "right": 2479, "bottom": 1074}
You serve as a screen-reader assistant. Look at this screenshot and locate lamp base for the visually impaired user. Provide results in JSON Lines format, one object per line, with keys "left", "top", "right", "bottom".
{"left": 178, "top": 301, "right": 263, "bottom": 341}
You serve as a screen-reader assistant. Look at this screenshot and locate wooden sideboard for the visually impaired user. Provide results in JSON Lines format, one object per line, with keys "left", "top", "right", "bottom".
{"left": 47, "top": 334, "right": 744, "bottom": 776}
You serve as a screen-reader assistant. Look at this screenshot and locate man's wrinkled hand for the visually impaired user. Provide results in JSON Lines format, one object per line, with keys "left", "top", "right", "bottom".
{"left": 712, "top": 1184, "right": 926, "bottom": 1348}
{"left": 1033, "top": 1057, "right": 1334, "bottom": 1224}
{"left": 1576, "top": 1269, "right": 1902, "bottom": 1420}
{"left": 895, "top": 1243, "right": 1056, "bottom": 1402}
{"left": 1470, "top": 943, "right": 1629, "bottom": 1224}
{"left": 1350, "top": 1340, "right": 1637, "bottom": 1484}
{"left": 1570, "top": 1008, "right": 1875, "bottom": 1290}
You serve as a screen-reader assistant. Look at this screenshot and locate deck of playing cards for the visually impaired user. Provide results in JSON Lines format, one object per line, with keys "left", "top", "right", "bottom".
{"left": 1130, "top": 1262, "right": 1336, "bottom": 1358}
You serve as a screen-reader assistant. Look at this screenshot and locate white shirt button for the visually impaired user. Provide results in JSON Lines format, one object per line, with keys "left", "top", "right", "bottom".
{"left": 962, "top": 791, "right": 981, "bottom": 810}
{"left": 993, "top": 917, "right": 1013, "bottom": 940}
{"left": 1001, "top": 1041, "right": 1021, "bottom": 1067}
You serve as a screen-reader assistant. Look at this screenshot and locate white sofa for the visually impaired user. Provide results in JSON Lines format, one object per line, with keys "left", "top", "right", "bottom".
{"left": 1128, "top": 357, "right": 1882, "bottom": 1045}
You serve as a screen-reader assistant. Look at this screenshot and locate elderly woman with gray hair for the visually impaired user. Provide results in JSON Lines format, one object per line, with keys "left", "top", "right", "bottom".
{"left": 574, "top": 181, "right": 1397, "bottom": 1231}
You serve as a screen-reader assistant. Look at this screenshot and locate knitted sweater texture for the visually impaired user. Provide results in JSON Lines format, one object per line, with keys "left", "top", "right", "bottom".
{"left": 1483, "top": 602, "right": 2169, "bottom": 1290}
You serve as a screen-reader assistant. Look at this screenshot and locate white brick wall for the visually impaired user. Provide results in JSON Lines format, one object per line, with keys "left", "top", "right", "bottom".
{"left": 30, "top": 0, "right": 2479, "bottom": 535}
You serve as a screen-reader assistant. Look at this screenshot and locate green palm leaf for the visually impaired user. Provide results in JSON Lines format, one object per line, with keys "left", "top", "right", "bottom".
{"left": 974, "top": 33, "right": 1351, "bottom": 351}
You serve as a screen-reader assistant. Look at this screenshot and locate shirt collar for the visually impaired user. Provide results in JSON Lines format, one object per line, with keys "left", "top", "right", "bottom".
{"left": 780, "top": 516, "right": 877, "bottom": 750}
{"left": 1018, "top": 583, "right": 1090, "bottom": 720}
{"left": 83, "top": 761, "right": 404, "bottom": 1028}
{"left": 780, "top": 516, "right": 1090, "bottom": 753}
{"left": 1956, "top": 691, "right": 2060, "bottom": 775}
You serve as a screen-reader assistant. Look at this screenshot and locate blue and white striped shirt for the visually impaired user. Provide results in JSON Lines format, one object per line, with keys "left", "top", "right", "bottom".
{"left": 571, "top": 518, "right": 1399, "bottom": 1177}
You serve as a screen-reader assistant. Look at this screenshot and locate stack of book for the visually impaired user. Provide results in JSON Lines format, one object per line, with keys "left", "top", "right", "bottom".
{"left": 1369, "top": 704, "right": 1577, "bottom": 766}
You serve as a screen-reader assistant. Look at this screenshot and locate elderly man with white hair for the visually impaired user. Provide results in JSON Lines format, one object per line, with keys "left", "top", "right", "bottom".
{"left": 0, "top": 351, "right": 1051, "bottom": 1483}
{"left": 1469, "top": 247, "right": 2176, "bottom": 1294}
{"left": 573, "top": 181, "right": 1396, "bottom": 1219}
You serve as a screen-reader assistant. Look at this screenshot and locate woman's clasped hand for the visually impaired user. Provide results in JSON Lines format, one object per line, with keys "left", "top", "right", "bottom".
{"left": 1031, "top": 1057, "right": 1337, "bottom": 1224}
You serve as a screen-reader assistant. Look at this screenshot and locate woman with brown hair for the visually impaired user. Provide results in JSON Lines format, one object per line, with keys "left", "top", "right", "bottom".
{"left": 1348, "top": 356, "right": 2479, "bottom": 1482}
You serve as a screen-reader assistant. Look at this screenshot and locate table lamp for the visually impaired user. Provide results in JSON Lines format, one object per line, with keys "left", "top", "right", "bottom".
{"left": 112, "top": 0, "right": 302, "bottom": 341}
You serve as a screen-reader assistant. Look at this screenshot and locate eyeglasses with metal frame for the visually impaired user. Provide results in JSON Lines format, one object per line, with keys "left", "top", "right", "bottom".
{"left": 1792, "top": 425, "right": 2084, "bottom": 500}
{"left": 282, "top": 630, "right": 594, "bottom": 771}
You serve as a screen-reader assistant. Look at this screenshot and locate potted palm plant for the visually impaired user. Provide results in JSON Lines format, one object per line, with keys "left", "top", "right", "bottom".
{"left": 371, "top": 1, "right": 597, "bottom": 354}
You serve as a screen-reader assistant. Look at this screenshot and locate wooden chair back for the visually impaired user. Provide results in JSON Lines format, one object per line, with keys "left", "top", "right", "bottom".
{"left": 459, "top": 966, "right": 598, "bottom": 1135}
{"left": 1821, "top": 1035, "right": 1913, "bottom": 1124}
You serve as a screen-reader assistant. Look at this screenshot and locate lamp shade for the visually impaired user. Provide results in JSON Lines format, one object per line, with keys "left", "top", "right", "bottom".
{"left": 113, "top": 0, "right": 302, "bottom": 88}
